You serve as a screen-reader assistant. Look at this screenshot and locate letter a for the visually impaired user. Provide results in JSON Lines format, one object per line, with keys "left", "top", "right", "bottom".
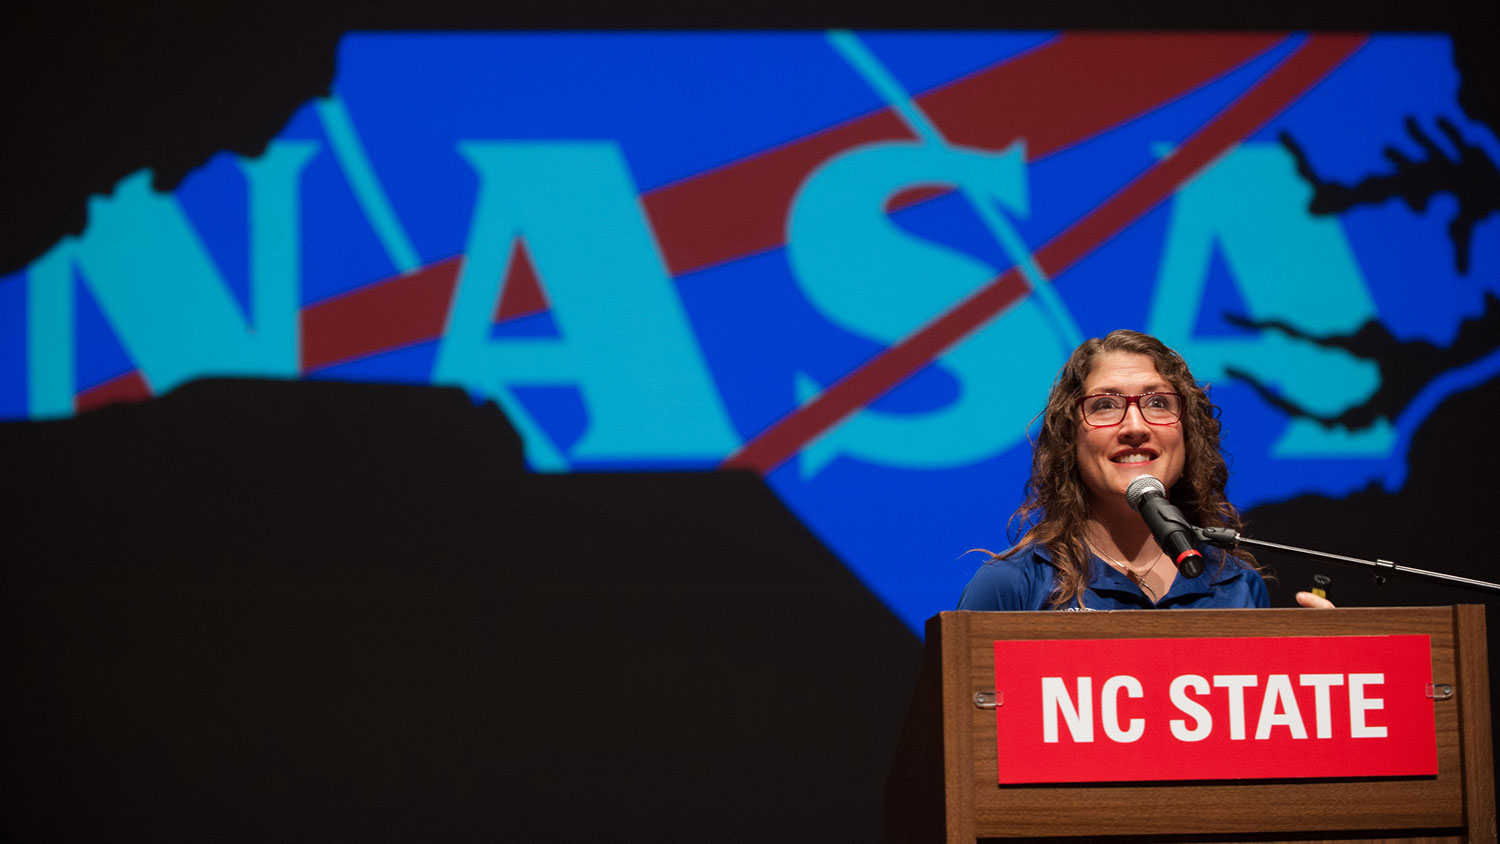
{"left": 436, "top": 142, "right": 739, "bottom": 470}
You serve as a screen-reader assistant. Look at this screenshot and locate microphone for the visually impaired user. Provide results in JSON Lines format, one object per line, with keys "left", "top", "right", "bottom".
{"left": 1125, "top": 475, "right": 1205, "bottom": 578}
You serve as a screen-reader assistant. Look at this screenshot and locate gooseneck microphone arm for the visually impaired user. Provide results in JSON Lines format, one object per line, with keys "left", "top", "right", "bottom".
{"left": 1194, "top": 526, "right": 1500, "bottom": 595}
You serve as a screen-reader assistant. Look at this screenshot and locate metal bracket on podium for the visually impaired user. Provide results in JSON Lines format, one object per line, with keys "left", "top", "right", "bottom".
{"left": 1426, "top": 682, "right": 1454, "bottom": 700}
{"left": 974, "top": 691, "right": 1002, "bottom": 709}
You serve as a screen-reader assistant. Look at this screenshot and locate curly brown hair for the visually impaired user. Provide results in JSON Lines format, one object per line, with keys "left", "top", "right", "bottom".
{"left": 999, "top": 330, "right": 1254, "bottom": 607}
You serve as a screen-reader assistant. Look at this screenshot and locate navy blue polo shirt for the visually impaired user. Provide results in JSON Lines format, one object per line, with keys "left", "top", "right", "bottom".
{"left": 956, "top": 544, "right": 1269, "bottom": 611}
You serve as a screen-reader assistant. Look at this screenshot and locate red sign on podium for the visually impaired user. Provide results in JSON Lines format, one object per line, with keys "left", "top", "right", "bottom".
{"left": 991, "top": 635, "right": 1437, "bottom": 784}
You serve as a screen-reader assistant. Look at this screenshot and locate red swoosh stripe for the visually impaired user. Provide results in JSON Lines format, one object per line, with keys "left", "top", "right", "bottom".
{"left": 300, "top": 256, "right": 463, "bottom": 372}
{"left": 644, "top": 32, "right": 1283, "bottom": 277}
{"left": 721, "top": 34, "right": 1367, "bottom": 475}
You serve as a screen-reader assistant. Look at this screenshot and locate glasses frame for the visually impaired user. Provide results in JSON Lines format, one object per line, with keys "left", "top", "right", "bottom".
{"left": 1077, "top": 392, "right": 1184, "bottom": 428}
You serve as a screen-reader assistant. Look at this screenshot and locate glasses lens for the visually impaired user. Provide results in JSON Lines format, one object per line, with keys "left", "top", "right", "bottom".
{"left": 1082, "top": 395, "right": 1126, "bottom": 426}
{"left": 1140, "top": 393, "right": 1181, "bottom": 422}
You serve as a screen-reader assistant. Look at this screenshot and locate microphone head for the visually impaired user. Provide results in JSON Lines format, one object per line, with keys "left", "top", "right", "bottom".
{"left": 1125, "top": 475, "right": 1167, "bottom": 512}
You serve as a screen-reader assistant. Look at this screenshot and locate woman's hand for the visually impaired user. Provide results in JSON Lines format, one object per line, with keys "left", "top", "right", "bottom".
{"left": 1295, "top": 591, "right": 1336, "bottom": 608}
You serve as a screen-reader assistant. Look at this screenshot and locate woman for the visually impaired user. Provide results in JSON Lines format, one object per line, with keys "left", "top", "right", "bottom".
{"left": 957, "top": 330, "right": 1333, "bottom": 611}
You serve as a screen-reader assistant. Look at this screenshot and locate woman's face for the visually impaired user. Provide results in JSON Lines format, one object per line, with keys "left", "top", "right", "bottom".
{"left": 1074, "top": 351, "right": 1186, "bottom": 509}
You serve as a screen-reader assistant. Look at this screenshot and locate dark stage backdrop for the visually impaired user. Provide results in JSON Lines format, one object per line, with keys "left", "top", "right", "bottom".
{"left": 3, "top": 2, "right": 1498, "bottom": 840}
{"left": 3, "top": 379, "right": 922, "bottom": 840}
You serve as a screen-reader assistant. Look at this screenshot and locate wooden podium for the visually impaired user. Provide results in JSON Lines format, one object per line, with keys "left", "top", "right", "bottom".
{"left": 886, "top": 607, "right": 1496, "bottom": 843}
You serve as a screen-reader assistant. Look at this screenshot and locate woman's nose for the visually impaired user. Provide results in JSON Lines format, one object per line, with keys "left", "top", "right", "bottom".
{"left": 1118, "top": 403, "right": 1150, "bottom": 435}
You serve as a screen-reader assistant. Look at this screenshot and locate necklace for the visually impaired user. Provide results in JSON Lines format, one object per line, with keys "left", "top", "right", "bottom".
{"left": 1088, "top": 541, "right": 1164, "bottom": 601}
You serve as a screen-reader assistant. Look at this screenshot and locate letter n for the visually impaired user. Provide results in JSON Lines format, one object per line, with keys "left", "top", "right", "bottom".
{"left": 1042, "top": 676, "right": 1093, "bottom": 743}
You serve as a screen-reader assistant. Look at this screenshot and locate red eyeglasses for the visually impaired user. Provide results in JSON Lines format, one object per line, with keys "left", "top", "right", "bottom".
{"left": 1077, "top": 392, "right": 1183, "bottom": 427}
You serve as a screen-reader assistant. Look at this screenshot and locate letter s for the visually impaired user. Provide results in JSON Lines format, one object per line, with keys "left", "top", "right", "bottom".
{"left": 786, "top": 140, "right": 1069, "bottom": 475}
{"left": 1169, "top": 674, "right": 1213, "bottom": 741}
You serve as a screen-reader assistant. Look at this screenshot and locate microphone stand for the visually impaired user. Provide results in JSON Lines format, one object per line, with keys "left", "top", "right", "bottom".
{"left": 1193, "top": 526, "right": 1500, "bottom": 596}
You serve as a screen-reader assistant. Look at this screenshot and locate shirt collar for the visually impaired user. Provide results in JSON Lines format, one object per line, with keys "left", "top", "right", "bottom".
{"left": 1030, "top": 543, "right": 1244, "bottom": 594}
{"left": 1078, "top": 547, "right": 1245, "bottom": 605}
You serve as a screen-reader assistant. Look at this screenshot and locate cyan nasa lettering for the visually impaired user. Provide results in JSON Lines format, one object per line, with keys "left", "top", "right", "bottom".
{"left": 19, "top": 137, "right": 1382, "bottom": 466}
